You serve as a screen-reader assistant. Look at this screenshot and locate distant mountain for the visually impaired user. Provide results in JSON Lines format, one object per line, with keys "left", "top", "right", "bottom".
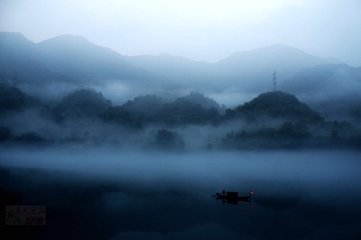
{"left": 279, "top": 64, "right": 361, "bottom": 121}
{"left": 2, "top": 32, "right": 356, "bottom": 103}
{"left": 0, "top": 32, "right": 167, "bottom": 88}
{"left": 128, "top": 44, "right": 338, "bottom": 92}
{"left": 215, "top": 44, "right": 337, "bottom": 90}
{"left": 281, "top": 64, "right": 361, "bottom": 97}
{"left": 218, "top": 44, "right": 332, "bottom": 73}
{"left": 0, "top": 32, "right": 72, "bottom": 85}
{"left": 126, "top": 54, "right": 210, "bottom": 87}
{"left": 37, "top": 35, "right": 163, "bottom": 84}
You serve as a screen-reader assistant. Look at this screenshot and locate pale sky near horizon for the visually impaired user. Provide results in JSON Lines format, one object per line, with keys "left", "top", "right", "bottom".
{"left": 1, "top": 0, "right": 360, "bottom": 66}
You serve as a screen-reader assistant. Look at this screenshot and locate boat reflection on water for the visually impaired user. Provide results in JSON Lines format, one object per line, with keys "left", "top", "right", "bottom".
{"left": 255, "top": 195, "right": 300, "bottom": 227}
{"left": 213, "top": 190, "right": 254, "bottom": 206}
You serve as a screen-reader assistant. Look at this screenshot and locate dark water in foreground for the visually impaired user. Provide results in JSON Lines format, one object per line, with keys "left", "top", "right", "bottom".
{"left": 0, "top": 149, "right": 361, "bottom": 239}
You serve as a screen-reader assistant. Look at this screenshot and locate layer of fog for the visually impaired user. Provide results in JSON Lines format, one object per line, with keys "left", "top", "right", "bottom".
{"left": 1, "top": 105, "right": 294, "bottom": 150}
{"left": 15, "top": 65, "right": 361, "bottom": 112}
{"left": 1, "top": 148, "right": 360, "bottom": 197}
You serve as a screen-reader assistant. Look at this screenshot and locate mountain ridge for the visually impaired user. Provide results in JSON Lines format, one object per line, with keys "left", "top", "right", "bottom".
{"left": 1, "top": 32, "right": 359, "bottom": 103}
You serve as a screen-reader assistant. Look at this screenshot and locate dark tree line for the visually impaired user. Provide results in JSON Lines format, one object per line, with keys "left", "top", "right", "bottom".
{"left": 1, "top": 84, "right": 361, "bottom": 150}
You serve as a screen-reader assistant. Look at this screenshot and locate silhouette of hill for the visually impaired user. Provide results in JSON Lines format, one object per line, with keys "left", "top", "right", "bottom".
{"left": 121, "top": 95, "right": 164, "bottom": 119}
{"left": 233, "top": 91, "right": 324, "bottom": 123}
{"left": 53, "top": 89, "right": 111, "bottom": 120}
{"left": 118, "top": 92, "right": 222, "bottom": 125}
{"left": 0, "top": 83, "right": 38, "bottom": 112}
{"left": 175, "top": 92, "right": 224, "bottom": 112}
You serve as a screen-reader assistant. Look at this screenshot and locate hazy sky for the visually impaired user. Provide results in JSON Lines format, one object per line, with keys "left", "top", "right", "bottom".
{"left": 1, "top": 0, "right": 360, "bottom": 66}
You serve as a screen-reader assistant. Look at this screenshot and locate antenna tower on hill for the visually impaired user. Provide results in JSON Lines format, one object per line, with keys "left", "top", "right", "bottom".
{"left": 272, "top": 70, "right": 277, "bottom": 91}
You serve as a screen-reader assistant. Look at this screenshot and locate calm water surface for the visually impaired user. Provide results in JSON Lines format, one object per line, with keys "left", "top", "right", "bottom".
{"left": 0, "top": 149, "right": 360, "bottom": 239}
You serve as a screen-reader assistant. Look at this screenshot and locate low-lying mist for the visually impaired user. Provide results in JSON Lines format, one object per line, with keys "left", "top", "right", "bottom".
{"left": 1, "top": 148, "right": 360, "bottom": 193}
{"left": 1, "top": 84, "right": 361, "bottom": 151}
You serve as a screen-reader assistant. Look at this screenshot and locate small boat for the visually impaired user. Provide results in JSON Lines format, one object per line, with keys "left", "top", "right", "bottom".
{"left": 213, "top": 190, "right": 254, "bottom": 205}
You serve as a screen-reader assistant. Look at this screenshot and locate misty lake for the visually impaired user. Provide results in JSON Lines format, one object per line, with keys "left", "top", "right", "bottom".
{"left": 1, "top": 148, "right": 361, "bottom": 240}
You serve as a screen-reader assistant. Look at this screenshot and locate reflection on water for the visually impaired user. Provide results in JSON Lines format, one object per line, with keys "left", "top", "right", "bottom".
{"left": 0, "top": 149, "right": 361, "bottom": 239}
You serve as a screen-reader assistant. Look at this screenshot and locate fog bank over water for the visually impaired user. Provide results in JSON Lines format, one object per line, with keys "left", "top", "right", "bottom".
{"left": 1, "top": 148, "right": 360, "bottom": 190}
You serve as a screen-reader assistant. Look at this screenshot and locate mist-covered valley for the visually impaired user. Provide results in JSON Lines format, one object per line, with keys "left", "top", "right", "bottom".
{"left": 1, "top": 28, "right": 361, "bottom": 240}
